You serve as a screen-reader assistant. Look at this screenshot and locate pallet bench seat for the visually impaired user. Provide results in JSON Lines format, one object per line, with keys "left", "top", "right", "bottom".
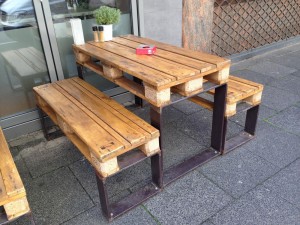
{"left": 33, "top": 77, "right": 162, "bottom": 221}
{"left": 0, "top": 128, "right": 31, "bottom": 224}
{"left": 188, "top": 75, "right": 264, "bottom": 153}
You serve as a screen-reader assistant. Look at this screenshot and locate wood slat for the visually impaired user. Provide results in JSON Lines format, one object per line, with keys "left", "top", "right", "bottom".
{"left": 33, "top": 84, "right": 125, "bottom": 162}
{"left": 112, "top": 37, "right": 216, "bottom": 73}
{"left": 73, "top": 44, "right": 174, "bottom": 87}
{"left": 73, "top": 78, "right": 159, "bottom": 138}
{"left": 89, "top": 41, "right": 199, "bottom": 79}
{"left": 0, "top": 172, "right": 6, "bottom": 203}
{"left": 0, "top": 129, "right": 25, "bottom": 198}
{"left": 57, "top": 79, "right": 150, "bottom": 143}
{"left": 121, "top": 35, "right": 230, "bottom": 68}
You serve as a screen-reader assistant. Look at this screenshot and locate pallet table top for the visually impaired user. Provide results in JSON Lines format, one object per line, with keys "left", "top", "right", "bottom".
{"left": 73, "top": 35, "right": 230, "bottom": 107}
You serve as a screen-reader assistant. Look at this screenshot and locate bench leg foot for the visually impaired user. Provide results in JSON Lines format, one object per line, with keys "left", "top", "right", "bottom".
{"left": 244, "top": 105, "right": 259, "bottom": 135}
{"left": 211, "top": 83, "right": 227, "bottom": 154}
{"left": 37, "top": 106, "right": 50, "bottom": 141}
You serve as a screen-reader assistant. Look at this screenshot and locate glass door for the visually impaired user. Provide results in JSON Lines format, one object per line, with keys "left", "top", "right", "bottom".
{"left": 0, "top": 0, "right": 58, "bottom": 138}
{"left": 43, "top": 0, "right": 138, "bottom": 93}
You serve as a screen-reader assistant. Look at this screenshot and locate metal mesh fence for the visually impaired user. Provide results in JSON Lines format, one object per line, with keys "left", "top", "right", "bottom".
{"left": 212, "top": 0, "right": 300, "bottom": 56}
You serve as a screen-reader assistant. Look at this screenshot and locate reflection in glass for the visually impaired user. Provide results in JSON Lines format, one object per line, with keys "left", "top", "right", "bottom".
{"left": 0, "top": 0, "right": 50, "bottom": 118}
{"left": 49, "top": 0, "right": 132, "bottom": 91}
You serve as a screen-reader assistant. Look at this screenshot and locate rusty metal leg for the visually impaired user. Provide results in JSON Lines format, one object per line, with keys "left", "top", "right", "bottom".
{"left": 77, "top": 63, "right": 84, "bottom": 80}
{"left": 133, "top": 77, "right": 144, "bottom": 107}
{"left": 244, "top": 105, "right": 259, "bottom": 135}
{"left": 37, "top": 106, "right": 50, "bottom": 141}
{"left": 221, "top": 117, "right": 228, "bottom": 155}
{"left": 211, "top": 83, "right": 227, "bottom": 153}
{"left": 151, "top": 153, "right": 163, "bottom": 188}
{"left": 95, "top": 172, "right": 112, "bottom": 221}
{"left": 150, "top": 105, "right": 163, "bottom": 157}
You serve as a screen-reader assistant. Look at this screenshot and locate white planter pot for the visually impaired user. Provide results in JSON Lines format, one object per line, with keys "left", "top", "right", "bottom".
{"left": 102, "top": 24, "right": 113, "bottom": 41}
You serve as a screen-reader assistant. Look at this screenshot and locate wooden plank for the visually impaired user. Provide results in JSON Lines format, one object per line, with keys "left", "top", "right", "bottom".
{"left": 121, "top": 35, "right": 231, "bottom": 67}
{"left": 0, "top": 129, "right": 25, "bottom": 198}
{"left": 73, "top": 45, "right": 175, "bottom": 87}
{"left": 4, "top": 196, "right": 30, "bottom": 221}
{"left": 33, "top": 84, "right": 124, "bottom": 162}
{"left": 73, "top": 78, "right": 159, "bottom": 138}
{"left": 182, "top": 0, "right": 215, "bottom": 53}
{"left": 230, "top": 76, "right": 264, "bottom": 90}
{"left": 89, "top": 41, "right": 199, "bottom": 79}
{"left": 18, "top": 47, "right": 47, "bottom": 72}
{"left": 56, "top": 79, "right": 149, "bottom": 143}
{"left": 112, "top": 37, "right": 216, "bottom": 72}
{"left": 0, "top": 172, "right": 7, "bottom": 203}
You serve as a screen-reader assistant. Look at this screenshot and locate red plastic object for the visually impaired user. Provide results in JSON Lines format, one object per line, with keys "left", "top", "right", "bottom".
{"left": 136, "top": 44, "right": 157, "bottom": 55}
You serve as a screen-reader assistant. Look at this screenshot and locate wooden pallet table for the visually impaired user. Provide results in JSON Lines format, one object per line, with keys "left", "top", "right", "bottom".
{"left": 73, "top": 35, "right": 230, "bottom": 186}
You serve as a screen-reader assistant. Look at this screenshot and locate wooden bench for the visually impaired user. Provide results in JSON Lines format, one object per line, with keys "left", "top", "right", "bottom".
{"left": 189, "top": 76, "right": 264, "bottom": 153}
{"left": 0, "top": 128, "right": 32, "bottom": 224}
{"left": 33, "top": 77, "right": 162, "bottom": 221}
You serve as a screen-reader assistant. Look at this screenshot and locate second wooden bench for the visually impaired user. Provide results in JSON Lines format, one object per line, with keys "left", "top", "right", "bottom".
{"left": 33, "top": 77, "right": 162, "bottom": 221}
{"left": 189, "top": 75, "right": 263, "bottom": 153}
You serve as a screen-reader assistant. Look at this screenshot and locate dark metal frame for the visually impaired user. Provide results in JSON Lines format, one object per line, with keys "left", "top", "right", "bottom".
{"left": 223, "top": 104, "right": 259, "bottom": 153}
{"left": 149, "top": 82, "right": 227, "bottom": 186}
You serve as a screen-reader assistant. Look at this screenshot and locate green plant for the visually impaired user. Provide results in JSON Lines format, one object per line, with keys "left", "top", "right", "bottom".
{"left": 94, "top": 6, "right": 121, "bottom": 25}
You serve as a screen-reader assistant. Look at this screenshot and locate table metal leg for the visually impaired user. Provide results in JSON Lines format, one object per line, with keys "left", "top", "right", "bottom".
{"left": 133, "top": 77, "right": 144, "bottom": 107}
{"left": 211, "top": 83, "right": 227, "bottom": 154}
{"left": 37, "top": 106, "right": 50, "bottom": 141}
{"left": 95, "top": 175, "right": 111, "bottom": 220}
{"left": 77, "top": 63, "right": 84, "bottom": 80}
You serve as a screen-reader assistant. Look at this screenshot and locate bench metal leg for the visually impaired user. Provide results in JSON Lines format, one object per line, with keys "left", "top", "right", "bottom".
{"left": 95, "top": 151, "right": 162, "bottom": 221}
{"left": 224, "top": 104, "right": 260, "bottom": 153}
{"left": 244, "top": 105, "right": 259, "bottom": 135}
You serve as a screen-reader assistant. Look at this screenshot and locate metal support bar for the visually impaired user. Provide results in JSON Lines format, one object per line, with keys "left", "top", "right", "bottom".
{"left": 133, "top": 77, "right": 144, "bottom": 107}
{"left": 77, "top": 63, "right": 84, "bottom": 80}
{"left": 95, "top": 151, "right": 162, "bottom": 221}
{"left": 244, "top": 105, "right": 259, "bottom": 135}
{"left": 211, "top": 83, "right": 227, "bottom": 153}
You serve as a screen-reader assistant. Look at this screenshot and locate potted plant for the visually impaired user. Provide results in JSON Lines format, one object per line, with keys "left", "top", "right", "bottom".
{"left": 94, "top": 6, "right": 121, "bottom": 41}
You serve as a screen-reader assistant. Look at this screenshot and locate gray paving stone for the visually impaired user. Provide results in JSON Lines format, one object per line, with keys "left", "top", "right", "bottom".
{"left": 171, "top": 95, "right": 204, "bottom": 115}
{"left": 8, "top": 130, "right": 45, "bottom": 148}
{"left": 161, "top": 123, "right": 207, "bottom": 169}
{"left": 173, "top": 109, "right": 243, "bottom": 147}
{"left": 267, "top": 105, "right": 300, "bottom": 136}
{"left": 211, "top": 186, "right": 300, "bottom": 225}
{"left": 288, "top": 49, "right": 300, "bottom": 58}
{"left": 20, "top": 136, "right": 82, "bottom": 178}
{"left": 200, "top": 147, "right": 279, "bottom": 198}
{"left": 243, "top": 126, "right": 300, "bottom": 169}
{"left": 144, "top": 171, "right": 232, "bottom": 225}
{"left": 268, "top": 75, "right": 300, "bottom": 96}
{"left": 69, "top": 155, "right": 152, "bottom": 204}
{"left": 201, "top": 221, "right": 215, "bottom": 225}
{"left": 269, "top": 55, "right": 300, "bottom": 70}
{"left": 27, "top": 167, "right": 94, "bottom": 225}
{"left": 247, "top": 61, "right": 297, "bottom": 78}
{"left": 263, "top": 159, "right": 300, "bottom": 209}
{"left": 229, "top": 104, "right": 277, "bottom": 127}
{"left": 62, "top": 206, "right": 157, "bottom": 225}
{"left": 290, "top": 70, "right": 300, "bottom": 78}
{"left": 260, "top": 86, "right": 299, "bottom": 111}
{"left": 231, "top": 69, "right": 274, "bottom": 85}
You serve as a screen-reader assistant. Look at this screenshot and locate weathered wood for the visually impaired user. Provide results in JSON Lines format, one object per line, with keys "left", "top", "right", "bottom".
{"left": 144, "top": 84, "right": 171, "bottom": 106}
{"left": 102, "top": 63, "right": 123, "bottom": 79}
{"left": 140, "top": 138, "right": 160, "bottom": 156}
{"left": 189, "top": 75, "right": 264, "bottom": 117}
{"left": 73, "top": 48, "right": 91, "bottom": 64}
{"left": 205, "top": 66, "right": 230, "bottom": 84}
{"left": 0, "top": 127, "right": 30, "bottom": 221}
{"left": 173, "top": 77, "right": 203, "bottom": 96}
{"left": 121, "top": 35, "right": 230, "bottom": 68}
{"left": 34, "top": 78, "right": 161, "bottom": 177}
{"left": 182, "top": 0, "right": 215, "bottom": 53}
{"left": 4, "top": 197, "right": 30, "bottom": 221}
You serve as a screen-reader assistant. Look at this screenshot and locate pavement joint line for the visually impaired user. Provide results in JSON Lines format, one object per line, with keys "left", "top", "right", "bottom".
{"left": 201, "top": 154, "right": 300, "bottom": 223}
{"left": 141, "top": 205, "right": 162, "bottom": 225}
{"left": 57, "top": 205, "right": 96, "bottom": 225}
{"left": 67, "top": 165, "right": 96, "bottom": 205}
{"left": 263, "top": 118, "right": 300, "bottom": 138}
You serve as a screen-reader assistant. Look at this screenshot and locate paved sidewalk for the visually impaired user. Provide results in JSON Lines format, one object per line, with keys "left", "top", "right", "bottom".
{"left": 8, "top": 42, "right": 300, "bottom": 225}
